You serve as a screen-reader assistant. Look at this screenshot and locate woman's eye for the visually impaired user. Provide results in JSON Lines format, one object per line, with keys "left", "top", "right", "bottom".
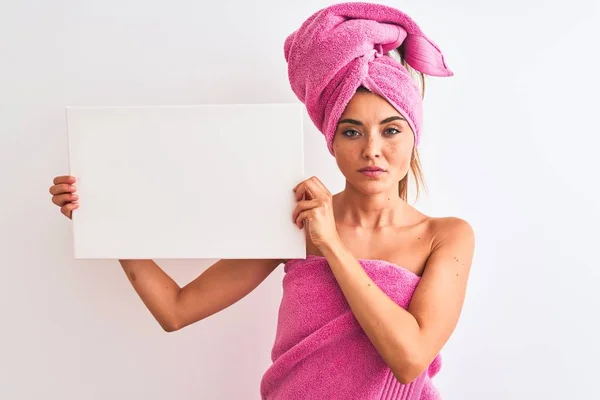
{"left": 342, "top": 128, "right": 401, "bottom": 137}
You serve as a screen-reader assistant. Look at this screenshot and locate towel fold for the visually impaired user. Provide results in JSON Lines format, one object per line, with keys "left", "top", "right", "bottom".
{"left": 283, "top": 2, "right": 453, "bottom": 155}
{"left": 260, "top": 255, "right": 442, "bottom": 399}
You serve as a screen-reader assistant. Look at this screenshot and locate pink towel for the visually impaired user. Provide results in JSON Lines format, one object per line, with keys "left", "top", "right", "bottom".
{"left": 260, "top": 255, "right": 442, "bottom": 399}
{"left": 283, "top": 2, "right": 453, "bottom": 155}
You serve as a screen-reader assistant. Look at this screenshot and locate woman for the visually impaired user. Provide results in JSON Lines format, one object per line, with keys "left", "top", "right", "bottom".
{"left": 49, "top": 3, "right": 474, "bottom": 399}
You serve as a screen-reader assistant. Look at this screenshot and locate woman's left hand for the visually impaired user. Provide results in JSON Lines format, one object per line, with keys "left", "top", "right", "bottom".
{"left": 292, "top": 176, "right": 340, "bottom": 251}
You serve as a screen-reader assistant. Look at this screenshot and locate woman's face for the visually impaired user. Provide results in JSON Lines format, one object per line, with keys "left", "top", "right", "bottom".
{"left": 332, "top": 90, "right": 415, "bottom": 195}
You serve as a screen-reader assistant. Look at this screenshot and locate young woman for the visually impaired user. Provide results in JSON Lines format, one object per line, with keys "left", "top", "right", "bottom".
{"left": 49, "top": 3, "right": 474, "bottom": 399}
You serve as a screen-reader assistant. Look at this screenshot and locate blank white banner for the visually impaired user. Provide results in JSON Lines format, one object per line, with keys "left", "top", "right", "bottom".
{"left": 65, "top": 103, "right": 306, "bottom": 260}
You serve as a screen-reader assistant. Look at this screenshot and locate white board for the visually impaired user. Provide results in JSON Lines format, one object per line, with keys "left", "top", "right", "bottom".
{"left": 65, "top": 104, "right": 306, "bottom": 260}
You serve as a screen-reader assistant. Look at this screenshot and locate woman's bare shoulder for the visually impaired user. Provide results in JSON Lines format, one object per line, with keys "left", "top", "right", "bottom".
{"left": 427, "top": 216, "right": 475, "bottom": 247}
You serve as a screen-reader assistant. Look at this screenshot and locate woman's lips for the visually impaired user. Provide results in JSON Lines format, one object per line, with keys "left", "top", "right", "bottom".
{"left": 360, "top": 170, "right": 385, "bottom": 178}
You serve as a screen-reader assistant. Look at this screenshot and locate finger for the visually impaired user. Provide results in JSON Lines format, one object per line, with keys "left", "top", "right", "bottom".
{"left": 295, "top": 180, "right": 318, "bottom": 201}
{"left": 295, "top": 209, "right": 314, "bottom": 229}
{"left": 294, "top": 176, "right": 318, "bottom": 193}
{"left": 61, "top": 202, "right": 79, "bottom": 219}
{"left": 53, "top": 175, "right": 76, "bottom": 185}
{"left": 310, "top": 176, "right": 331, "bottom": 197}
{"left": 49, "top": 183, "right": 77, "bottom": 196}
{"left": 293, "top": 178, "right": 308, "bottom": 193}
{"left": 52, "top": 192, "right": 79, "bottom": 207}
{"left": 293, "top": 180, "right": 307, "bottom": 200}
{"left": 292, "top": 199, "right": 320, "bottom": 225}
{"left": 294, "top": 184, "right": 306, "bottom": 201}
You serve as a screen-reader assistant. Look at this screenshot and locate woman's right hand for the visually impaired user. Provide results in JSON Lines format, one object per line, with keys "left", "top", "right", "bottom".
{"left": 49, "top": 175, "right": 79, "bottom": 219}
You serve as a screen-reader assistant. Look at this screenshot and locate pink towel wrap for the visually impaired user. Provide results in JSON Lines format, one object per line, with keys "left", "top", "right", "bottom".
{"left": 260, "top": 255, "right": 442, "bottom": 399}
{"left": 283, "top": 2, "right": 453, "bottom": 155}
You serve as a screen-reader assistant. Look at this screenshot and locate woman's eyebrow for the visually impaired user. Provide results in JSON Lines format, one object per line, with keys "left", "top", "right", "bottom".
{"left": 380, "top": 116, "right": 405, "bottom": 124}
{"left": 337, "top": 116, "right": 406, "bottom": 126}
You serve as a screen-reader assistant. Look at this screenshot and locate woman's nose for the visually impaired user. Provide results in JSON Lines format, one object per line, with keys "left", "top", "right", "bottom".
{"left": 362, "top": 134, "right": 382, "bottom": 159}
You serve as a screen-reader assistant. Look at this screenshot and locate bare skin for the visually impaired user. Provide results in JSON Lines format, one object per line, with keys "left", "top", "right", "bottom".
{"left": 286, "top": 89, "right": 461, "bottom": 277}
{"left": 302, "top": 193, "right": 438, "bottom": 277}
{"left": 48, "top": 89, "right": 472, "bottom": 336}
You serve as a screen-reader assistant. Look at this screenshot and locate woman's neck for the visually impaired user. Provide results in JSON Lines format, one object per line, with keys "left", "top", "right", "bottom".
{"left": 334, "top": 186, "right": 408, "bottom": 229}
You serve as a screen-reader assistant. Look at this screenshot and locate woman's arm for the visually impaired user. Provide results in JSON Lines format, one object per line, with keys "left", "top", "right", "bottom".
{"left": 119, "top": 258, "right": 283, "bottom": 332}
{"left": 320, "top": 217, "right": 475, "bottom": 384}
{"left": 49, "top": 175, "right": 283, "bottom": 332}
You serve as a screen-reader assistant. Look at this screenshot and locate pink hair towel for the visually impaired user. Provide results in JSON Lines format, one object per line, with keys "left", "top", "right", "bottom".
{"left": 283, "top": 2, "right": 453, "bottom": 155}
{"left": 260, "top": 255, "right": 442, "bottom": 399}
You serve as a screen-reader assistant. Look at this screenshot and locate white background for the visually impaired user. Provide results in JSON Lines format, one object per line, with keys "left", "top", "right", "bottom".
{"left": 1, "top": 0, "right": 598, "bottom": 399}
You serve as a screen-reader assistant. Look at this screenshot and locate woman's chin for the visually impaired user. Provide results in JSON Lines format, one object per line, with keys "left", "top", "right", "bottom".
{"left": 352, "top": 179, "right": 392, "bottom": 194}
